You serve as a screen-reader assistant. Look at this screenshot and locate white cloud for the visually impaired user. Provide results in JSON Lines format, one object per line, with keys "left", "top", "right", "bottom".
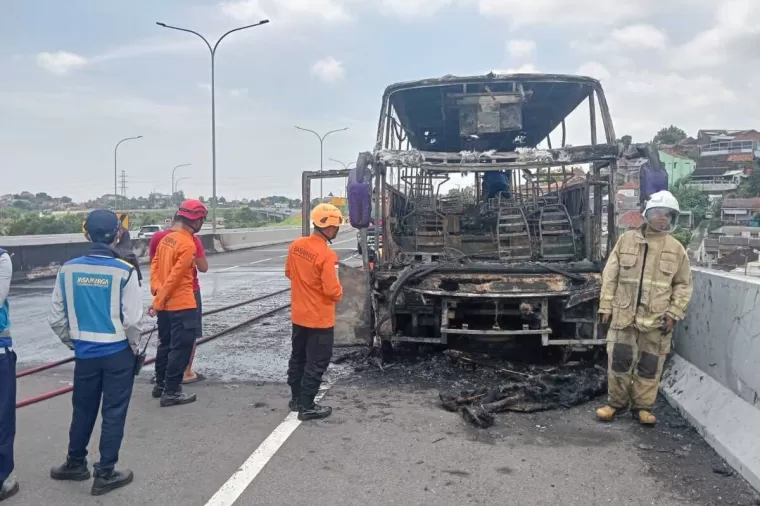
{"left": 381, "top": 0, "right": 454, "bottom": 17}
{"left": 311, "top": 57, "right": 346, "bottom": 83}
{"left": 492, "top": 63, "right": 539, "bottom": 74}
{"left": 671, "top": 0, "right": 760, "bottom": 69}
{"left": 229, "top": 88, "right": 249, "bottom": 97}
{"left": 506, "top": 39, "right": 536, "bottom": 59}
{"left": 477, "top": 0, "right": 662, "bottom": 28}
{"left": 576, "top": 61, "right": 611, "bottom": 80}
{"left": 36, "top": 51, "right": 88, "bottom": 75}
{"left": 220, "top": 0, "right": 352, "bottom": 23}
{"left": 609, "top": 24, "right": 667, "bottom": 50}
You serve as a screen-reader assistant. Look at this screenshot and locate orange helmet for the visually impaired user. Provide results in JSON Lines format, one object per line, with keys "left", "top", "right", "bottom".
{"left": 176, "top": 199, "right": 207, "bottom": 221}
{"left": 310, "top": 203, "right": 344, "bottom": 228}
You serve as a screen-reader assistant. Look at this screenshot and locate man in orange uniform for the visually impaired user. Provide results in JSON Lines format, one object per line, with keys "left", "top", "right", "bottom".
{"left": 285, "top": 204, "right": 344, "bottom": 421}
{"left": 149, "top": 199, "right": 207, "bottom": 407}
{"left": 149, "top": 218, "right": 208, "bottom": 385}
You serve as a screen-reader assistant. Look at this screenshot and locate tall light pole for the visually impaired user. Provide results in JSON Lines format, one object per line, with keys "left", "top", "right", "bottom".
{"left": 175, "top": 177, "right": 191, "bottom": 197}
{"left": 329, "top": 158, "right": 355, "bottom": 198}
{"left": 171, "top": 163, "right": 192, "bottom": 205}
{"left": 328, "top": 158, "right": 356, "bottom": 170}
{"left": 295, "top": 126, "right": 348, "bottom": 201}
{"left": 114, "top": 136, "right": 142, "bottom": 210}
{"left": 157, "top": 19, "right": 270, "bottom": 233}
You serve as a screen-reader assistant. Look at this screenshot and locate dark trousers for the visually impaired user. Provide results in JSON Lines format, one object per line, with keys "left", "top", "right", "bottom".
{"left": 287, "top": 325, "right": 334, "bottom": 406}
{"left": 68, "top": 347, "right": 134, "bottom": 476}
{"left": 154, "top": 309, "right": 197, "bottom": 393}
{"left": 0, "top": 349, "right": 16, "bottom": 484}
{"left": 194, "top": 291, "right": 203, "bottom": 339}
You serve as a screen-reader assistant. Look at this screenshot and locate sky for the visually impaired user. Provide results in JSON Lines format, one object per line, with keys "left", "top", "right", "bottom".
{"left": 2, "top": 0, "right": 760, "bottom": 202}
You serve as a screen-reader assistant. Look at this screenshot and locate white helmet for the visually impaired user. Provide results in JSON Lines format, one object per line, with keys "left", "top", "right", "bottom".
{"left": 642, "top": 190, "right": 680, "bottom": 232}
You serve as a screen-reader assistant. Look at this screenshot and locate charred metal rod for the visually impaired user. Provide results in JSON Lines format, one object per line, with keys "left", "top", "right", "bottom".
{"left": 16, "top": 288, "right": 291, "bottom": 379}
{"left": 16, "top": 303, "right": 292, "bottom": 409}
{"left": 443, "top": 349, "right": 531, "bottom": 378}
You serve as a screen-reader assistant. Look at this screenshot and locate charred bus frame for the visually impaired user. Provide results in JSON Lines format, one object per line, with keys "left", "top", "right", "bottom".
{"left": 302, "top": 74, "right": 646, "bottom": 351}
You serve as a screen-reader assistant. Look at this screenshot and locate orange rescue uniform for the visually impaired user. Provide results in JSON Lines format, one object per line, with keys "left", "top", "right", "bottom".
{"left": 285, "top": 234, "right": 343, "bottom": 328}
{"left": 150, "top": 229, "right": 198, "bottom": 311}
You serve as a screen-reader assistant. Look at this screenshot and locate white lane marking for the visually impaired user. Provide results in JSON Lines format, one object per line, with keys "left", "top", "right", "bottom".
{"left": 247, "top": 258, "right": 273, "bottom": 265}
{"left": 217, "top": 258, "right": 273, "bottom": 272}
{"left": 203, "top": 385, "right": 331, "bottom": 506}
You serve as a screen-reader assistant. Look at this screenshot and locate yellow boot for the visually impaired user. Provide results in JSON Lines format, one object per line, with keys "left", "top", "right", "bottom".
{"left": 596, "top": 405, "right": 617, "bottom": 421}
{"left": 635, "top": 410, "right": 657, "bottom": 425}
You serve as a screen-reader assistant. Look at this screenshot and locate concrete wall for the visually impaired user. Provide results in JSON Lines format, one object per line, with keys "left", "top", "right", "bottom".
{"left": 662, "top": 267, "right": 760, "bottom": 492}
{"left": 673, "top": 268, "right": 760, "bottom": 408}
{"left": 0, "top": 227, "right": 306, "bottom": 282}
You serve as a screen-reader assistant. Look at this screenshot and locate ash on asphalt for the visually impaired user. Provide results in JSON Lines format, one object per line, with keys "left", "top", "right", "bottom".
{"left": 332, "top": 345, "right": 760, "bottom": 506}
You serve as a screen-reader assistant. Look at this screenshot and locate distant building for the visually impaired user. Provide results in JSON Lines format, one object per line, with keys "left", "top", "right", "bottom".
{"left": 685, "top": 129, "right": 758, "bottom": 196}
{"left": 658, "top": 148, "right": 695, "bottom": 186}
{"left": 701, "top": 225, "right": 760, "bottom": 265}
{"left": 721, "top": 197, "right": 760, "bottom": 225}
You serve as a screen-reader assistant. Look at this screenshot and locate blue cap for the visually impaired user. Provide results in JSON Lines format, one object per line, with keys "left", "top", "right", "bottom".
{"left": 85, "top": 209, "right": 120, "bottom": 244}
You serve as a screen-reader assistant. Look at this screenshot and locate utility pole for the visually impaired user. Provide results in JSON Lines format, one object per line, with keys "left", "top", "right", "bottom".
{"left": 120, "top": 170, "right": 128, "bottom": 205}
{"left": 157, "top": 20, "right": 270, "bottom": 233}
{"left": 295, "top": 127, "right": 349, "bottom": 201}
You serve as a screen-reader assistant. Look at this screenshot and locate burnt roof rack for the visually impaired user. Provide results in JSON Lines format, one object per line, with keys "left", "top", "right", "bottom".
{"left": 375, "top": 144, "right": 618, "bottom": 172}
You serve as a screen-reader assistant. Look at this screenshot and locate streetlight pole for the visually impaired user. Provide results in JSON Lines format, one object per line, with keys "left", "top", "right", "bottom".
{"left": 175, "top": 177, "right": 191, "bottom": 197}
{"left": 329, "top": 158, "right": 355, "bottom": 198}
{"left": 295, "top": 126, "right": 348, "bottom": 201}
{"left": 328, "top": 158, "right": 356, "bottom": 170}
{"left": 171, "top": 163, "right": 192, "bottom": 205}
{"left": 157, "top": 19, "right": 270, "bottom": 233}
{"left": 113, "top": 136, "right": 142, "bottom": 210}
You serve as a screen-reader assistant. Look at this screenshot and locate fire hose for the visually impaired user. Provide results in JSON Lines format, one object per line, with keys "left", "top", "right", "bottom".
{"left": 15, "top": 289, "right": 292, "bottom": 409}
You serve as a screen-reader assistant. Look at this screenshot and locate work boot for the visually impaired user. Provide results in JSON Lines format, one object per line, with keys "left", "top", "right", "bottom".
{"left": 635, "top": 410, "right": 657, "bottom": 425}
{"left": 596, "top": 405, "right": 618, "bottom": 422}
{"left": 289, "top": 385, "right": 301, "bottom": 412}
{"left": 151, "top": 384, "right": 164, "bottom": 399}
{"left": 160, "top": 391, "right": 196, "bottom": 407}
{"left": 299, "top": 403, "right": 332, "bottom": 421}
{"left": 0, "top": 475, "right": 19, "bottom": 501}
{"left": 91, "top": 469, "right": 133, "bottom": 496}
{"left": 50, "top": 460, "right": 91, "bottom": 481}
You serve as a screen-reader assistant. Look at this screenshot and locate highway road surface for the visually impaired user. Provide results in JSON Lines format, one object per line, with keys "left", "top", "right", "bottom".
{"left": 8, "top": 237, "right": 759, "bottom": 506}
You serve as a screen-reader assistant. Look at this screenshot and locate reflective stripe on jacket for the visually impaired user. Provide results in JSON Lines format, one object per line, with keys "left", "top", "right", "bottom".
{"left": 0, "top": 248, "right": 11, "bottom": 348}
{"left": 285, "top": 234, "right": 343, "bottom": 329}
{"left": 49, "top": 248, "right": 144, "bottom": 359}
{"left": 599, "top": 227, "right": 693, "bottom": 332}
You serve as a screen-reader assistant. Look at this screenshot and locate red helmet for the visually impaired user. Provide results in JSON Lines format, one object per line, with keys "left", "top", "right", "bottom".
{"left": 176, "top": 199, "right": 207, "bottom": 221}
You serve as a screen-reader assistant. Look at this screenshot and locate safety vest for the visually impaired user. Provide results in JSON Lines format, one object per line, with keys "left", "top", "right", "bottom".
{"left": 56, "top": 254, "right": 135, "bottom": 359}
{"left": 0, "top": 248, "right": 10, "bottom": 349}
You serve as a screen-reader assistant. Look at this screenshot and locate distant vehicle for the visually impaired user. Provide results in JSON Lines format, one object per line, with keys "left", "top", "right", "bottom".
{"left": 137, "top": 225, "right": 163, "bottom": 238}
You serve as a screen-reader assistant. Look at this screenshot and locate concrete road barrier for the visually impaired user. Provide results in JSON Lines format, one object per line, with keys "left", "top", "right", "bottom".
{"left": 1, "top": 226, "right": 355, "bottom": 282}
{"left": 661, "top": 268, "right": 760, "bottom": 492}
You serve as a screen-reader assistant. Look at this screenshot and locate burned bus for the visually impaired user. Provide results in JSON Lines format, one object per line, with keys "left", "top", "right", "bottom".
{"left": 311, "top": 73, "right": 664, "bottom": 352}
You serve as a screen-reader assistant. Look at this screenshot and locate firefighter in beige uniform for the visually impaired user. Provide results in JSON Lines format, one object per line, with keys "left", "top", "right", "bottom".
{"left": 596, "top": 191, "right": 693, "bottom": 425}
